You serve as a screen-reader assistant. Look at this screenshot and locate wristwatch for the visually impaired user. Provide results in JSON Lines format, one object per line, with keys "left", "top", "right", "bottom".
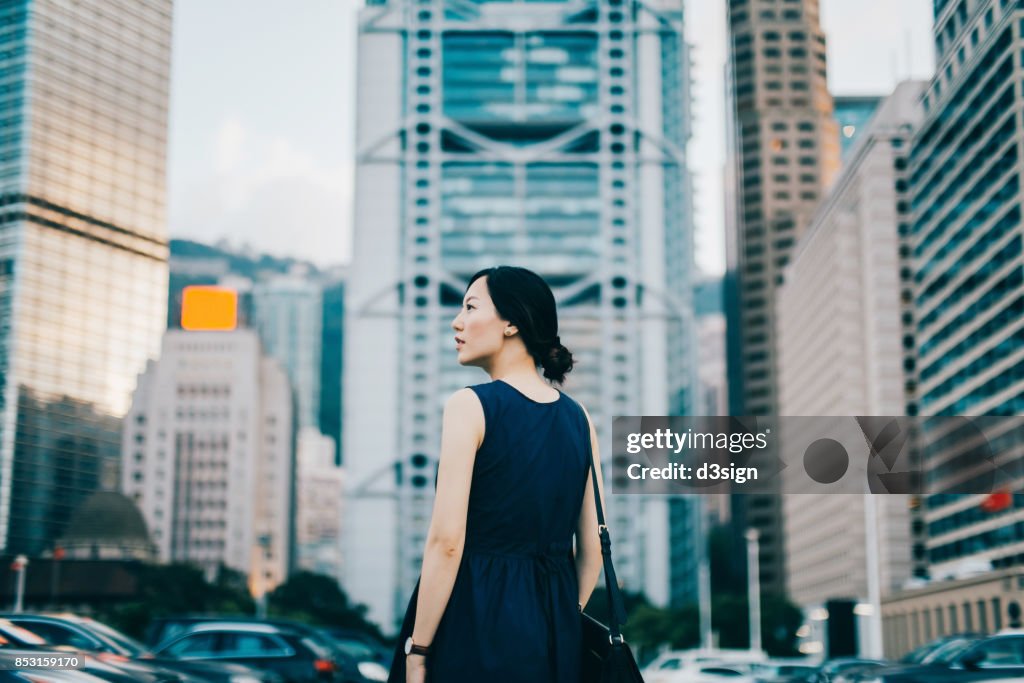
{"left": 404, "top": 637, "right": 431, "bottom": 657}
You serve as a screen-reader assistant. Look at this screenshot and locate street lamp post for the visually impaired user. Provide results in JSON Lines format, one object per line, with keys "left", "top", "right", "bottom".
{"left": 745, "top": 528, "right": 761, "bottom": 654}
{"left": 863, "top": 493, "right": 883, "bottom": 657}
{"left": 11, "top": 555, "right": 28, "bottom": 613}
{"left": 697, "top": 501, "right": 713, "bottom": 650}
{"left": 256, "top": 534, "right": 271, "bottom": 619}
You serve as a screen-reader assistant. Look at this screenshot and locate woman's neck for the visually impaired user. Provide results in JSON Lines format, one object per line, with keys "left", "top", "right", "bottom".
{"left": 485, "top": 351, "right": 542, "bottom": 387}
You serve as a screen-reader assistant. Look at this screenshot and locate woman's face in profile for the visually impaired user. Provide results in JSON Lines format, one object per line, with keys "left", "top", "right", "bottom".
{"left": 452, "top": 276, "right": 508, "bottom": 367}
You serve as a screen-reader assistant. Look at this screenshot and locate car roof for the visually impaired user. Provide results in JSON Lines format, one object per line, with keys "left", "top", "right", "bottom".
{"left": 180, "top": 622, "right": 290, "bottom": 635}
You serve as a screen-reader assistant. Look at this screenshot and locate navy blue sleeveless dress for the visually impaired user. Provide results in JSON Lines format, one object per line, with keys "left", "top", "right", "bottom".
{"left": 388, "top": 379, "right": 591, "bottom": 683}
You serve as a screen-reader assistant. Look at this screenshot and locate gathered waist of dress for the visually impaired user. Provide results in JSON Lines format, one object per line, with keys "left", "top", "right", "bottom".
{"left": 464, "top": 538, "right": 574, "bottom": 560}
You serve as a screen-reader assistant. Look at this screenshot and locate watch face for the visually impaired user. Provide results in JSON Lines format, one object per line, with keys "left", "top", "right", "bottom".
{"left": 404, "top": 637, "right": 413, "bottom": 655}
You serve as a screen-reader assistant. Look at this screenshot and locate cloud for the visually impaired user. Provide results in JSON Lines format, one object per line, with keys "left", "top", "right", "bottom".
{"left": 215, "top": 118, "right": 246, "bottom": 175}
{"left": 171, "top": 118, "right": 353, "bottom": 266}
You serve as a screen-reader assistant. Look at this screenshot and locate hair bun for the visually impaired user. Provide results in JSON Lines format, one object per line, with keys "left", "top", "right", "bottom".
{"left": 541, "top": 341, "right": 574, "bottom": 384}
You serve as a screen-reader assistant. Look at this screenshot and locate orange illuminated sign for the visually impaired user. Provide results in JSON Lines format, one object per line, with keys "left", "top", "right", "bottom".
{"left": 181, "top": 286, "right": 238, "bottom": 331}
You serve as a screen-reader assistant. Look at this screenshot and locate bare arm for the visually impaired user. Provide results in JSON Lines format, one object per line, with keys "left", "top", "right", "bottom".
{"left": 575, "top": 404, "right": 605, "bottom": 611}
{"left": 410, "top": 388, "right": 484, "bottom": 647}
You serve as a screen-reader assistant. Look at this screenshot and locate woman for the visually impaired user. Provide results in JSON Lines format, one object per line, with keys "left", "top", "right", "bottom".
{"left": 388, "top": 265, "right": 607, "bottom": 683}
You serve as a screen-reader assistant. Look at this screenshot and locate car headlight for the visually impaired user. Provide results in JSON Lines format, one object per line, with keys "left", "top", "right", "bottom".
{"left": 229, "top": 676, "right": 264, "bottom": 683}
{"left": 357, "top": 660, "right": 389, "bottom": 682}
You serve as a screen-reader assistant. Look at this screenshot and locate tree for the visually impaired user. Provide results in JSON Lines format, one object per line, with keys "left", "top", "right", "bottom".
{"left": 94, "top": 563, "right": 255, "bottom": 639}
{"left": 267, "top": 570, "right": 384, "bottom": 642}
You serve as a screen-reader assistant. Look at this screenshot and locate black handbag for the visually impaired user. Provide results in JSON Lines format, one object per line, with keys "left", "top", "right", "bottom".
{"left": 580, "top": 417, "right": 645, "bottom": 683}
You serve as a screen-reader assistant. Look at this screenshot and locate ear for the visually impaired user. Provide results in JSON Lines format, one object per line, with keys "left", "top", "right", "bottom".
{"left": 504, "top": 325, "right": 518, "bottom": 337}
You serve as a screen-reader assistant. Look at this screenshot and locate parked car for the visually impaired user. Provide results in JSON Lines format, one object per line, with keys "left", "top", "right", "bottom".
{"left": 809, "top": 658, "right": 889, "bottom": 683}
{"left": 645, "top": 648, "right": 767, "bottom": 682}
{"left": 0, "top": 619, "right": 153, "bottom": 683}
{"left": 148, "top": 617, "right": 386, "bottom": 682}
{"left": 2, "top": 614, "right": 276, "bottom": 683}
{"left": 313, "top": 628, "right": 389, "bottom": 666}
{"left": 153, "top": 622, "right": 353, "bottom": 683}
{"left": 749, "top": 659, "right": 819, "bottom": 682}
{"left": 0, "top": 669, "right": 111, "bottom": 683}
{"left": 840, "top": 632, "right": 1024, "bottom": 682}
{"left": 898, "top": 634, "right": 984, "bottom": 666}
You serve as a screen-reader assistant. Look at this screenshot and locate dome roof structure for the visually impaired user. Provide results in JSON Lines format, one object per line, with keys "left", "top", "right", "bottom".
{"left": 59, "top": 491, "right": 157, "bottom": 561}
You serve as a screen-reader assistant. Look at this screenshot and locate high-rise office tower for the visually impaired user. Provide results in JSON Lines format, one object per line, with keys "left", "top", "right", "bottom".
{"left": 0, "top": 0, "right": 173, "bottom": 554}
{"left": 724, "top": 0, "right": 840, "bottom": 595}
{"left": 912, "top": 0, "right": 1024, "bottom": 575}
{"left": 122, "top": 327, "right": 295, "bottom": 593}
{"left": 319, "top": 270, "right": 345, "bottom": 466}
{"left": 778, "top": 82, "right": 924, "bottom": 626}
{"left": 668, "top": 276, "right": 728, "bottom": 607}
{"left": 252, "top": 273, "right": 324, "bottom": 430}
{"left": 349, "top": 0, "right": 696, "bottom": 629}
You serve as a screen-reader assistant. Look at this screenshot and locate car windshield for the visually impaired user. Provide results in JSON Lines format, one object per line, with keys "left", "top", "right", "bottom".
{"left": 0, "top": 621, "right": 47, "bottom": 646}
{"left": 922, "top": 638, "right": 977, "bottom": 664}
{"left": 901, "top": 643, "right": 935, "bottom": 664}
{"left": 80, "top": 619, "right": 149, "bottom": 657}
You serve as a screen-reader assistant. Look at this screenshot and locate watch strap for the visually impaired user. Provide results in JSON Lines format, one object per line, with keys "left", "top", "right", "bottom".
{"left": 405, "top": 637, "right": 431, "bottom": 656}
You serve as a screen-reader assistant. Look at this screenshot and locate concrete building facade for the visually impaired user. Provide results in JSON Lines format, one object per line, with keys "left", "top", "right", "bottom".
{"left": 295, "top": 428, "right": 344, "bottom": 583}
{"left": 778, "top": 85, "right": 927, "bottom": 626}
{"left": 121, "top": 329, "right": 295, "bottom": 596}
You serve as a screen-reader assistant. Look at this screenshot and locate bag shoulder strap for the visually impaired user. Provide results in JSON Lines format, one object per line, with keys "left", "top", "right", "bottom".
{"left": 570, "top": 395, "right": 629, "bottom": 640}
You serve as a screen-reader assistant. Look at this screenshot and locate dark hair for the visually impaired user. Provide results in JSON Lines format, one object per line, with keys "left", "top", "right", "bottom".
{"left": 468, "top": 266, "right": 574, "bottom": 384}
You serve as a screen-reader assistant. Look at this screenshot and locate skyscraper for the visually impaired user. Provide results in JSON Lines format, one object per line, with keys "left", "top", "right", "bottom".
{"left": 319, "top": 270, "right": 345, "bottom": 466}
{"left": 777, "top": 82, "right": 924, "bottom": 633}
{"left": 912, "top": 0, "right": 1024, "bottom": 575}
{"left": 122, "top": 327, "right": 295, "bottom": 593}
{"left": 724, "top": 0, "right": 840, "bottom": 595}
{"left": 349, "top": 0, "right": 696, "bottom": 629}
{"left": 252, "top": 272, "right": 324, "bottom": 430}
{"left": 0, "top": 0, "right": 174, "bottom": 554}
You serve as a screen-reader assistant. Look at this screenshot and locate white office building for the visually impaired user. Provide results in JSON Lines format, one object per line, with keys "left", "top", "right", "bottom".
{"left": 121, "top": 329, "right": 295, "bottom": 596}
{"left": 777, "top": 82, "right": 926, "bottom": 653}
{"left": 295, "top": 428, "right": 345, "bottom": 583}
{"left": 348, "top": 0, "right": 697, "bottom": 629}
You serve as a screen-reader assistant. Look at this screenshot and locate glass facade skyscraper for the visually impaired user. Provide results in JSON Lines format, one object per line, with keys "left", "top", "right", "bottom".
{"left": 0, "top": 0, "right": 173, "bottom": 554}
{"left": 911, "top": 0, "right": 1024, "bottom": 575}
{"left": 349, "top": 0, "right": 696, "bottom": 629}
{"left": 913, "top": 0, "right": 1024, "bottom": 577}
{"left": 252, "top": 274, "right": 323, "bottom": 430}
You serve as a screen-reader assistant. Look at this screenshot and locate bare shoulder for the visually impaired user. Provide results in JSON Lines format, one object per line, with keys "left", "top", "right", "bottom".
{"left": 444, "top": 387, "right": 482, "bottom": 415}
{"left": 443, "top": 388, "right": 485, "bottom": 447}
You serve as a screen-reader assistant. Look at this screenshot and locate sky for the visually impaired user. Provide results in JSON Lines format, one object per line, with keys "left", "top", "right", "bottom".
{"left": 167, "top": 0, "right": 935, "bottom": 276}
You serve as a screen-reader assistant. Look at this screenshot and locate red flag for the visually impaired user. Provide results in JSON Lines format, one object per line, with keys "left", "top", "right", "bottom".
{"left": 981, "top": 489, "right": 1012, "bottom": 513}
